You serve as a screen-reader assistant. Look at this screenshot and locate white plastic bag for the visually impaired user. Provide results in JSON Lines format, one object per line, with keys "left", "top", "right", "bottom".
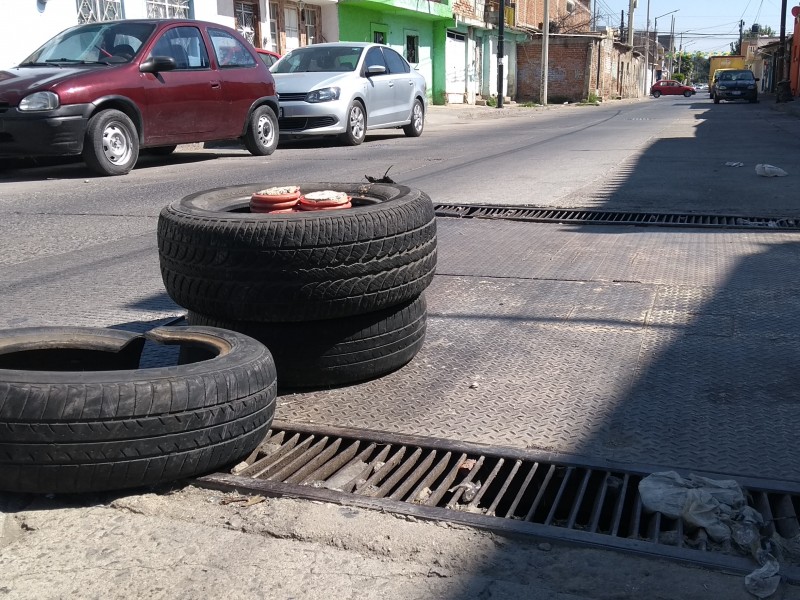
{"left": 756, "top": 164, "right": 788, "bottom": 177}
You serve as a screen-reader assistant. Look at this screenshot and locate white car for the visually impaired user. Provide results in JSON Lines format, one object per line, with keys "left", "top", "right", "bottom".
{"left": 271, "top": 42, "right": 427, "bottom": 145}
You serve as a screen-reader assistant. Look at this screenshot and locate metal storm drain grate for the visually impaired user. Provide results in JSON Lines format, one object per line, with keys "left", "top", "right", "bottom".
{"left": 434, "top": 203, "right": 800, "bottom": 230}
{"left": 198, "top": 422, "right": 800, "bottom": 579}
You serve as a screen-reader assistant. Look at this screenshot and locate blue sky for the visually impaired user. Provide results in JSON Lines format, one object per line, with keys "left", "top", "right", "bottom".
{"left": 595, "top": 0, "right": 787, "bottom": 54}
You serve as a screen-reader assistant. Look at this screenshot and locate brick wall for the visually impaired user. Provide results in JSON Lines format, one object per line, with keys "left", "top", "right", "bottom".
{"left": 516, "top": 35, "right": 642, "bottom": 102}
{"left": 517, "top": 0, "right": 590, "bottom": 32}
{"left": 453, "top": 0, "right": 482, "bottom": 22}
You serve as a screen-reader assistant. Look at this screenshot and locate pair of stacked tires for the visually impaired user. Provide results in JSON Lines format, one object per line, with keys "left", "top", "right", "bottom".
{"left": 157, "top": 183, "right": 437, "bottom": 389}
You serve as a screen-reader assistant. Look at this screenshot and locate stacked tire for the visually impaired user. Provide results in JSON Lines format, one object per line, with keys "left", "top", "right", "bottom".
{"left": 157, "top": 183, "right": 437, "bottom": 388}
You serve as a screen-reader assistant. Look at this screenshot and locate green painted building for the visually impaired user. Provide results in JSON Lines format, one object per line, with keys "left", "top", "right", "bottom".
{"left": 337, "top": 0, "right": 454, "bottom": 104}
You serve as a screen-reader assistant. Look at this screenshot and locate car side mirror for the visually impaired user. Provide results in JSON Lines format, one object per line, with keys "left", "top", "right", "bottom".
{"left": 366, "top": 64, "right": 386, "bottom": 76}
{"left": 755, "top": 78, "right": 761, "bottom": 82}
{"left": 140, "top": 56, "right": 177, "bottom": 73}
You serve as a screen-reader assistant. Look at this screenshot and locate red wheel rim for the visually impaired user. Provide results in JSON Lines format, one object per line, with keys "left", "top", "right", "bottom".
{"left": 297, "top": 201, "right": 353, "bottom": 211}
{"left": 250, "top": 197, "right": 300, "bottom": 211}
{"left": 298, "top": 194, "right": 352, "bottom": 208}
{"left": 251, "top": 206, "right": 297, "bottom": 214}
{"left": 250, "top": 188, "right": 301, "bottom": 204}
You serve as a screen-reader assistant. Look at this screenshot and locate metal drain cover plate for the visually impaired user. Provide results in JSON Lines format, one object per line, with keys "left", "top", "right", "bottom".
{"left": 199, "top": 421, "right": 800, "bottom": 581}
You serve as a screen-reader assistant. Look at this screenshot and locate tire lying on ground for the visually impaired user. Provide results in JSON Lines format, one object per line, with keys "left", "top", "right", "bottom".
{"left": 0, "top": 326, "right": 276, "bottom": 494}
{"left": 157, "top": 183, "right": 437, "bottom": 322}
{"left": 186, "top": 293, "right": 427, "bottom": 389}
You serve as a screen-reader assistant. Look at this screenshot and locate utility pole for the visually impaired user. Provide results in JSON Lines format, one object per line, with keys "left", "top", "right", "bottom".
{"left": 778, "top": 0, "right": 787, "bottom": 81}
{"left": 676, "top": 32, "right": 683, "bottom": 76}
{"left": 540, "top": 0, "right": 549, "bottom": 105}
{"left": 643, "top": 0, "right": 650, "bottom": 95}
{"left": 627, "top": 0, "right": 635, "bottom": 45}
{"left": 669, "top": 15, "right": 675, "bottom": 76}
{"left": 496, "top": 0, "right": 505, "bottom": 107}
{"left": 738, "top": 19, "right": 744, "bottom": 53}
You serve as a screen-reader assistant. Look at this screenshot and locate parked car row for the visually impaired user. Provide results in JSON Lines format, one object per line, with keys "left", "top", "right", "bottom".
{"left": 0, "top": 19, "right": 428, "bottom": 176}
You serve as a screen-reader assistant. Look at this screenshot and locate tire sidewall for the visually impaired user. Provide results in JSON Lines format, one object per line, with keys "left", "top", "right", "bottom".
{"left": 83, "top": 109, "right": 139, "bottom": 176}
{"left": 245, "top": 105, "right": 279, "bottom": 156}
{"left": 404, "top": 99, "right": 424, "bottom": 137}
{"left": 167, "top": 182, "right": 433, "bottom": 235}
{"left": 343, "top": 101, "right": 366, "bottom": 145}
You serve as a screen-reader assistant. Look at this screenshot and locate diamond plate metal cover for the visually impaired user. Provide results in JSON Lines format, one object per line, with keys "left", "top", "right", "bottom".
{"left": 279, "top": 219, "right": 800, "bottom": 482}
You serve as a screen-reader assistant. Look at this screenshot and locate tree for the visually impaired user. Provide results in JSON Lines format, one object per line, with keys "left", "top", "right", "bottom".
{"left": 730, "top": 24, "right": 776, "bottom": 54}
{"left": 671, "top": 51, "right": 707, "bottom": 82}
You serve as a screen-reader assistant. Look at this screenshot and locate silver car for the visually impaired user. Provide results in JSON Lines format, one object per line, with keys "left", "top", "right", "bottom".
{"left": 271, "top": 42, "right": 427, "bottom": 145}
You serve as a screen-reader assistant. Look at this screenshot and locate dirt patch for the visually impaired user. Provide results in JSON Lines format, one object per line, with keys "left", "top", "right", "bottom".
{"left": 0, "top": 485, "right": 795, "bottom": 599}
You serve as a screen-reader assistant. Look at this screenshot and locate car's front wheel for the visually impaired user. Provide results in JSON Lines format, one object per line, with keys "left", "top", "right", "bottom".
{"left": 243, "top": 105, "right": 279, "bottom": 156}
{"left": 683, "top": 90, "right": 692, "bottom": 98}
{"left": 403, "top": 99, "right": 424, "bottom": 137}
{"left": 652, "top": 91, "right": 661, "bottom": 98}
{"left": 339, "top": 101, "right": 366, "bottom": 146}
{"left": 82, "top": 109, "right": 139, "bottom": 176}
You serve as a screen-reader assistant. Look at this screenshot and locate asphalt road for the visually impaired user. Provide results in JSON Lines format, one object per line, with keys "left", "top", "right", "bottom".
{"left": 3, "top": 96, "right": 800, "bottom": 599}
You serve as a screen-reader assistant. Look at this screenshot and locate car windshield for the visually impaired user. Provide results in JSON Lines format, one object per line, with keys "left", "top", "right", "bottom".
{"left": 19, "top": 22, "right": 156, "bottom": 66}
{"left": 271, "top": 46, "right": 364, "bottom": 74}
{"left": 720, "top": 70, "right": 755, "bottom": 82}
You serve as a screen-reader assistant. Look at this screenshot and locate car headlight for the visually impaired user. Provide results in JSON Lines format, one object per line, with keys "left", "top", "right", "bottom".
{"left": 305, "top": 87, "right": 340, "bottom": 103}
{"left": 19, "top": 91, "right": 60, "bottom": 111}
{"left": 747, "top": 85, "right": 755, "bottom": 89}
{"left": 718, "top": 85, "right": 727, "bottom": 90}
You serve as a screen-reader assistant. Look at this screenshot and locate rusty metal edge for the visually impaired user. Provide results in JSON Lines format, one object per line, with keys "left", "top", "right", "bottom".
{"left": 268, "top": 420, "right": 800, "bottom": 493}
{"left": 195, "top": 471, "right": 800, "bottom": 583}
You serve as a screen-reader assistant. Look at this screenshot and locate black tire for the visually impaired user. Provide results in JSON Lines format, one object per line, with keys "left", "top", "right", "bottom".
{"left": 186, "top": 294, "right": 427, "bottom": 388}
{"left": 652, "top": 91, "right": 661, "bottom": 98}
{"left": 82, "top": 109, "right": 139, "bottom": 176}
{"left": 0, "top": 325, "right": 276, "bottom": 494}
{"left": 403, "top": 99, "right": 424, "bottom": 137}
{"left": 339, "top": 101, "right": 366, "bottom": 146}
{"left": 243, "top": 105, "right": 279, "bottom": 156}
{"left": 157, "top": 183, "right": 437, "bottom": 322}
{"left": 714, "top": 97, "right": 720, "bottom": 104}
{"left": 146, "top": 144, "right": 178, "bottom": 156}
{"left": 683, "top": 90, "right": 692, "bottom": 98}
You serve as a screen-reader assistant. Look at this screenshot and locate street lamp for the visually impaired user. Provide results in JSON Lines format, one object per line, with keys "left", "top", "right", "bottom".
{"left": 653, "top": 9, "right": 678, "bottom": 33}
{"left": 653, "top": 9, "right": 678, "bottom": 79}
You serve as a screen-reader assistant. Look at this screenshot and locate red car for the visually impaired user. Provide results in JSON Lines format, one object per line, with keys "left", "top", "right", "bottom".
{"left": 256, "top": 48, "right": 281, "bottom": 68}
{"left": 0, "top": 19, "right": 280, "bottom": 175}
{"left": 650, "top": 80, "right": 696, "bottom": 98}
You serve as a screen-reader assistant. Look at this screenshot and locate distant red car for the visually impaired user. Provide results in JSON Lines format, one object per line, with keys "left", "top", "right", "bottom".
{"left": 650, "top": 80, "right": 696, "bottom": 98}
{"left": 256, "top": 48, "right": 281, "bottom": 68}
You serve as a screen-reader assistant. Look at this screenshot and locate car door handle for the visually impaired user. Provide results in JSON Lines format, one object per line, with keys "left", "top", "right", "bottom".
{"left": 388, "top": 82, "right": 394, "bottom": 87}
{"left": 210, "top": 81, "right": 221, "bottom": 89}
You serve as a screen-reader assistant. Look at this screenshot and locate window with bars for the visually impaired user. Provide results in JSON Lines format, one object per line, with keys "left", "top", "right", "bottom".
{"left": 303, "top": 8, "right": 316, "bottom": 45}
{"left": 146, "top": 0, "right": 192, "bottom": 19}
{"left": 76, "top": 0, "right": 123, "bottom": 23}
{"left": 234, "top": 1, "right": 259, "bottom": 46}
{"left": 268, "top": 2, "right": 279, "bottom": 52}
{"left": 406, "top": 34, "right": 419, "bottom": 63}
